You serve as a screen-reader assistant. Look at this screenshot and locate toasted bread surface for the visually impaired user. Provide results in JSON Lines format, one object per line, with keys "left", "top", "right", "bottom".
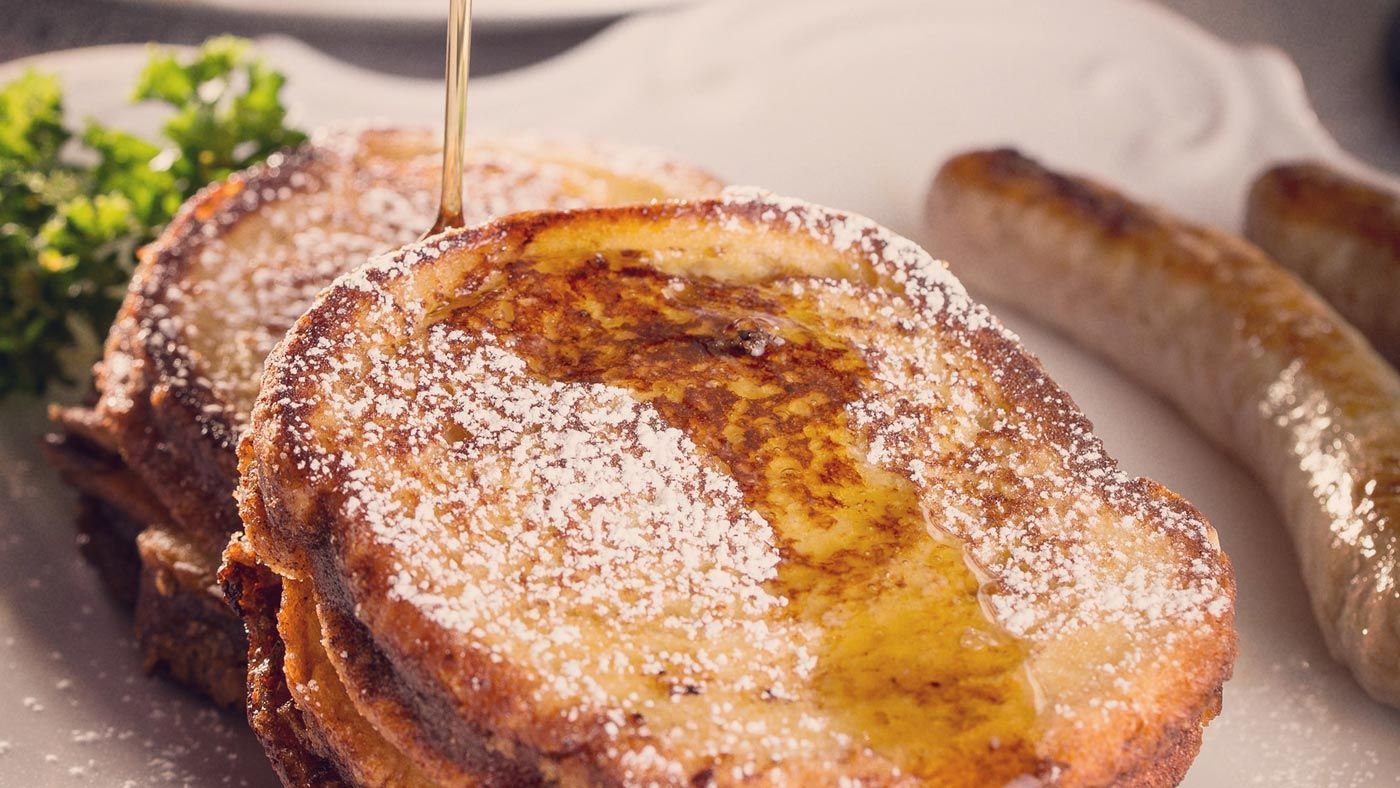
{"left": 95, "top": 127, "right": 724, "bottom": 549}
{"left": 45, "top": 127, "right": 723, "bottom": 706}
{"left": 235, "top": 192, "right": 1235, "bottom": 785}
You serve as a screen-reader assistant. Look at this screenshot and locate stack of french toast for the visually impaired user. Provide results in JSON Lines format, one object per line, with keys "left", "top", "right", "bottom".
{"left": 42, "top": 127, "right": 724, "bottom": 709}
{"left": 41, "top": 117, "right": 1400, "bottom": 785}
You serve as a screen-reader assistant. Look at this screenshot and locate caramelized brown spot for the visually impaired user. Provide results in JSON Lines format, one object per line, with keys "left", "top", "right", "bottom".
{"left": 435, "top": 251, "right": 1039, "bottom": 781}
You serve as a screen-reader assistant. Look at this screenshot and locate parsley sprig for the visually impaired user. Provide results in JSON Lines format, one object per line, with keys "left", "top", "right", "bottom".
{"left": 0, "top": 36, "right": 306, "bottom": 398}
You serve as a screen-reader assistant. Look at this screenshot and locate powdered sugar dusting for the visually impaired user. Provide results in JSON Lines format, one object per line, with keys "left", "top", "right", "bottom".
{"left": 355, "top": 327, "right": 789, "bottom": 634}
{"left": 845, "top": 287, "right": 1228, "bottom": 638}
{"left": 100, "top": 128, "right": 719, "bottom": 441}
{"left": 708, "top": 189, "right": 1228, "bottom": 725}
{"left": 795, "top": 235, "right": 1234, "bottom": 722}
{"left": 275, "top": 307, "right": 850, "bottom": 776}
{"left": 252, "top": 192, "right": 1233, "bottom": 780}
{"left": 720, "top": 186, "right": 988, "bottom": 332}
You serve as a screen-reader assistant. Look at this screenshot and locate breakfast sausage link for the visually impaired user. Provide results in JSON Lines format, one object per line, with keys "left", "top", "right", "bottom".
{"left": 925, "top": 149, "right": 1400, "bottom": 708}
{"left": 1246, "top": 161, "right": 1400, "bottom": 369}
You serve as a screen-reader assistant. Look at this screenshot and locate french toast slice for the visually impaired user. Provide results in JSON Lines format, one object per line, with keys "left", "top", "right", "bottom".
{"left": 93, "top": 126, "right": 724, "bottom": 549}
{"left": 43, "top": 127, "right": 724, "bottom": 704}
{"left": 229, "top": 191, "right": 1236, "bottom": 785}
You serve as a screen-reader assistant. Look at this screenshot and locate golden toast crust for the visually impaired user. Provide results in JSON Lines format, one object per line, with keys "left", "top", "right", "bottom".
{"left": 222, "top": 538, "right": 347, "bottom": 787}
{"left": 237, "top": 193, "right": 1235, "bottom": 785}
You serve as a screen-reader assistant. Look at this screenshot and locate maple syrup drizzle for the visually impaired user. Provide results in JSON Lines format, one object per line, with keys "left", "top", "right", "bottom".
{"left": 432, "top": 253, "right": 1042, "bottom": 781}
{"left": 425, "top": 0, "right": 474, "bottom": 238}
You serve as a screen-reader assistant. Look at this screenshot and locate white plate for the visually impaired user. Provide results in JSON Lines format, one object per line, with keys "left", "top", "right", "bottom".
{"left": 115, "top": 0, "right": 691, "bottom": 28}
{"left": 2, "top": 0, "right": 1399, "bottom": 785}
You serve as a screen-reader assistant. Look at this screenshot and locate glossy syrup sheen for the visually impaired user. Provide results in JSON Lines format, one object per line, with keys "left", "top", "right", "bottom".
{"left": 436, "top": 251, "right": 1040, "bottom": 782}
{"left": 426, "top": 0, "right": 472, "bottom": 236}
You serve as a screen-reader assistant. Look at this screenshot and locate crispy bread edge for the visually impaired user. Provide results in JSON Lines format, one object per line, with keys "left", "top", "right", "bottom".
{"left": 221, "top": 538, "right": 350, "bottom": 787}
{"left": 134, "top": 526, "right": 247, "bottom": 708}
{"left": 97, "top": 141, "right": 331, "bottom": 550}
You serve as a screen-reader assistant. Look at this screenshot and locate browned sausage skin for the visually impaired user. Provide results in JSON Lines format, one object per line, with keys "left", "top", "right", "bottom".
{"left": 1246, "top": 161, "right": 1400, "bottom": 369}
{"left": 926, "top": 149, "right": 1400, "bottom": 708}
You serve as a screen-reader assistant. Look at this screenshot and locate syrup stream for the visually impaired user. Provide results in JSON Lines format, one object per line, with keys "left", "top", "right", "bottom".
{"left": 425, "top": 0, "right": 473, "bottom": 238}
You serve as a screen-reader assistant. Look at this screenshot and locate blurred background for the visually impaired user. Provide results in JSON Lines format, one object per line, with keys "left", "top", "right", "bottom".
{"left": 2, "top": 0, "right": 1397, "bottom": 171}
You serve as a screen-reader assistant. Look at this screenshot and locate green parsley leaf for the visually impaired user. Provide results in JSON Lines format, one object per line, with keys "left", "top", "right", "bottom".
{"left": 0, "top": 37, "right": 306, "bottom": 399}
